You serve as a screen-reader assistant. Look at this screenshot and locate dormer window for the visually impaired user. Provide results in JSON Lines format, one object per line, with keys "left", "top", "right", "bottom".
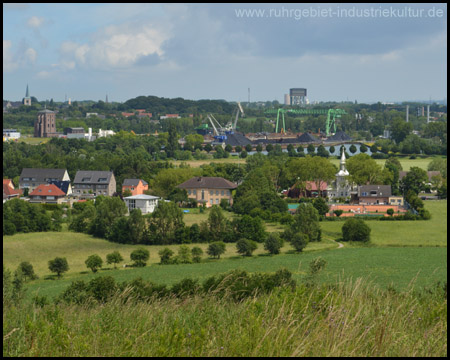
{"left": 82, "top": 177, "right": 91, "bottom": 182}
{"left": 98, "top": 178, "right": 107, "bottom": 182}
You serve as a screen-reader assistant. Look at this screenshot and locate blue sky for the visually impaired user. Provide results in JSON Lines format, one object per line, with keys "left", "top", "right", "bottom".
{"left": 3, "top": 3, "right": 447, "bottom": 103}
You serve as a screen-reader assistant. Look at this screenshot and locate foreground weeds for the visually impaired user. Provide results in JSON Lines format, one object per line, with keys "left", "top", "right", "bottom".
{"left": 3, "top": 277, "right": 447, "bottom": 357}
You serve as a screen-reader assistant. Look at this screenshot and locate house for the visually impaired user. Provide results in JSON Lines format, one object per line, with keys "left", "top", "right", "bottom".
{"left": 72, "top": 171, "right": 116, "bottom": 198}
{"left": 48, "top": 180, "right": 72, "bottom": 195}
{"left": 358, "top": 185, "right": 392, "bottom": 205}
{"left": 3, "top": 182, "right": 22, "bottom": 203}
{"left": 177, "top": 177, "right": 237, "bottom": 207}
{"left": 122, "top": 179, "right": 149, "bottom": 196}
{"left": 29, "top": 184, "right": 66, "bottom": 204}
{"left": 3, "top": 179, "right": 14, "bottom": 190}
{"left": 19, "top": 168, "right": 70, "bottom": 193}
{"left": 124, "top": 194, "right": 160, "bottom": 215}
{"left": 287, "top": 181, "right": 328, "bottom": 199}
{"left": 388, "top": 196, "right": 404, "bottom": 206}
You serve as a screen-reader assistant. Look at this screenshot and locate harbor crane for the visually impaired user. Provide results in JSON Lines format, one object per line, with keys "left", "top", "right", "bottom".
{"left": 264, "top": 108, "right": 347, "bottom": 136}
{"left": 206, "top": 102, "right": 245, "bottom": 142}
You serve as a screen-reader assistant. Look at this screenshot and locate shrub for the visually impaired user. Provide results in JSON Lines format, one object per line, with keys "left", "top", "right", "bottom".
{"left": 191, "top": 247, "right": 203, "bottom": 263}
{"left": 387, "top": 208, "right": 394, "bottom": 216}
{"left": 158, "top": 248, "right": 174, "bottom": 265}
{"left": 176, "top": 245, "right": 192, "bottom": 264}
{"left": 86, "top": 276, "right": 117, "bottom": 302}
{"left": 342, "top": 218, "right": 371, "bottom": 242}
{"left": 85, "top": 254, "right": 103, "bottom": 273}
{"left": 48, "top": 257, "right": 69, "bottom": 278}
{"left": 206, "top": 241, "right": 226, "bottom": 259}
{"left": 334, "top": 209, "right": 344, "bottom": 217}
{"left": 264, "top": 233, "right": 284, "bottom": 255}
{"left": 106, "top": 251, "right": 124, "bottom": 269}
{"left": 170, "top": 278, "right": 200, "bottom": 298}
{"left": 236, "top": 238, "right": 258, "bottom": 256}
{"left": 290, "top": 232, "right": 309, "bottom": 252}
{"left": 18, "top": 261, "right": 38, "bottom": 281}
{"left": 130, "top": 248, "right": 150, "bottom": 267}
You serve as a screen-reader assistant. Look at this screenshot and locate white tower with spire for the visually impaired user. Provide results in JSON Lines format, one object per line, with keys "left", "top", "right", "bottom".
{"left": 327, "top": 149, "right": 354, "bottom": 200}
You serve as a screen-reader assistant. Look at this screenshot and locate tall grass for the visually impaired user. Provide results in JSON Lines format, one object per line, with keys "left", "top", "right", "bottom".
{"left": 3, "top": 277, "right": 446, "bottom": 357}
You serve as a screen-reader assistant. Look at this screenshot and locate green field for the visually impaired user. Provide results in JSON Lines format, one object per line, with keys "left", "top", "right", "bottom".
{"left": 3, "top": 200, "right": 447, "bottom": 301}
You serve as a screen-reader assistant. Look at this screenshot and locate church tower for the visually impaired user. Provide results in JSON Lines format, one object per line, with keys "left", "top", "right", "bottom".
{"left": 327, "top": 148, "right": 353, "bottom": 200}
{"left": 23, "top": 84, "right": 31, "bottom": 106}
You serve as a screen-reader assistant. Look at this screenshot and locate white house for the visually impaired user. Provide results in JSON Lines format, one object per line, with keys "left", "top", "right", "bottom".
{"left": 124, "top": 194, "right": 160, "bottom": 215}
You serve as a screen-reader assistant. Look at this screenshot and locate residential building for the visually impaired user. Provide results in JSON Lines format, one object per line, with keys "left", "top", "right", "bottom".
{"left": 122, "top": 179, "right": 149, "bottom": 196}
{"left": 287, "top": 181, "right": 328, "bottom": 199}
{"left": 19, "top": 168, "right": 70, "bottom": 193}
{"left": 124, "top": 194, "right": 160, "bottom": 215}
{"left": 388, "top": 196, "right": 404, "bottom": 206}
{"left": 358, "top": 185, "right": 392, "bottom": 205}
{"left": 72, "top": 170, "right": 116, "bottom": 198}
{"left": 177, "top": 177, "right": 237, "bottom": 207}
{"left": 47, "top": 180, "right": 72, "bottom": 195}
{"left": 3, "top": 181, "right": 22, "bottom": 203}
{"left": 29, "top": 184, "right": 66, "bottom": 204}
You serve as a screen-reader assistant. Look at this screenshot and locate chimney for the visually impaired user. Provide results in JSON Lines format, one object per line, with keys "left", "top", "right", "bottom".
{"left": 406, "top": 105, "right": 409, "bottom": 122}
{"left": 427, "top": 105, "right": 430, "bottom": 123}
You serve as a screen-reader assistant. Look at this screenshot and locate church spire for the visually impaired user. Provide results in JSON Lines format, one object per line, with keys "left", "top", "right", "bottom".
{"left": 340, "top": 148, "right": 346, "bottom": 171}
{"left": 25, "top": 84, "right": 30, "bottom": 97}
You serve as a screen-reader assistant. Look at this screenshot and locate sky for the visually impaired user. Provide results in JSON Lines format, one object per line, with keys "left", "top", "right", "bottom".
{"left": 3, "top": 3, "right": 447, "bottom": 104}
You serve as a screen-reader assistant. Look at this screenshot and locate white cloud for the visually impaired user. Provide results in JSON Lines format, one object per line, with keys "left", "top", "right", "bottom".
{"left": 25, "top": 47, "right": 37, "bottom": 64}
{"left": 58, "top": 23, "right": 169, "bottom": 70}
{"left": 27, "top": 16, "right": 45, "bottom": 28}
{"left": 3, "top": 40, "right": 18, "bottom": 72}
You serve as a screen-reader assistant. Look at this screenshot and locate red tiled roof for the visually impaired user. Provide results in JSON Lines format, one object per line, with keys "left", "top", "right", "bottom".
{"left": 3, "top": 179, "right": 14, "bottom": 189}
{"left": 3, "top": 183, "right": 21, "bottom": 197}
{"left": 305, "top": 181, "right": 328, "bottom": 191}
{"left": 29, "top": 184, "right": 65, "bottom": 197}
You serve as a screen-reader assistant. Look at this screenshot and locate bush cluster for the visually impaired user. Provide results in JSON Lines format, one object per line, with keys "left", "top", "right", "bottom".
{"left": 56, "top": 268, "right": 296, "bottom": 305}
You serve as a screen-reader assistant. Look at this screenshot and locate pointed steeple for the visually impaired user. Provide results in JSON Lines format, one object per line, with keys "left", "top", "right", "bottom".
{"left": 25, "top": 84, "right": 30, "bottom": 97}
{"left": 340, "top": 149, "right": 346, "bottom": 171}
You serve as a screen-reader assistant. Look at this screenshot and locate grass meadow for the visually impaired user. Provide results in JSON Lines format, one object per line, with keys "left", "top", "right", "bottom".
{"left": 3, "top": 199, "right": 447, "bottom": 357}
{"left": 4, "top": 277, "right": 447, "bottom": 357}
{"left": 3, "top": 200, "right": 447, "bottom": 302}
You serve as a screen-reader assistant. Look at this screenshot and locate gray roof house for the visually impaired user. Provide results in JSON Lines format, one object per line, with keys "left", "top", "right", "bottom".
{"left": 19, "top": 168, "right": 70, "bottom": 193}
{"left": 72, "top": 170, "right": 116, "bottom": 198}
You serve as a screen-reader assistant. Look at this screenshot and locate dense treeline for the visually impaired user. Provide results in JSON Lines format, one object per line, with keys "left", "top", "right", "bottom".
{"left": 3, "top": 199, "right": 63, "bottom": 235}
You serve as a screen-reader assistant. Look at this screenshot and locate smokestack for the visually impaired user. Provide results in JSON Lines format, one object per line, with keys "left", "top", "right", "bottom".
{"left": 427, "top": 105, "right": 430, "bottom": 123}
{"left": 406, "top": 105, "right": 409, "bottom": 122}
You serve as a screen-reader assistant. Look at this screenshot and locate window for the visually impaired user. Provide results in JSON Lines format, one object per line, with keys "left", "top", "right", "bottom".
{"left": 188, "top": 190, "right": 191, "bottom": 195}
{"left": 370, "top": 190, "right": 377, "bottom": 196}
{"left": 98, "top": 178, "right": 107, "bottom": 182}
{"left": 227, "top": 191, "right": 230, "bottom": 196}
{"left": 216, "top": 190, "right": 219, "bottom": 195}
{"left": 362, "top": 192, "right": 368, "bottom": 196}
{"left": 210, "top": 199, "right": 213, "bottom": 205}
{"left": 201, "top": 189, "right": 205, "bottom": 200}
{"left": 216, "top": 199, "right": 219, "bottom": 204}
{"left": 221, "top": 190, "right": 224, "bottom": 196}
{"left": 193, "top": 190, "right": 197, "bottom": 195}
{"left": 210, "top": 190, "right": 213, "bottom": 195}
{"left": 129, "top": 199, "right": 136, "bottom": 210}
{"left": 82, "top": 177, "right": 91, "bottom": 182}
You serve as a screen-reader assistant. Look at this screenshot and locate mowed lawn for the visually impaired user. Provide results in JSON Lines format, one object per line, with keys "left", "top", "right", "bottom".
{"left": 321, "top": 200, "right": 447, "bottom": 247}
